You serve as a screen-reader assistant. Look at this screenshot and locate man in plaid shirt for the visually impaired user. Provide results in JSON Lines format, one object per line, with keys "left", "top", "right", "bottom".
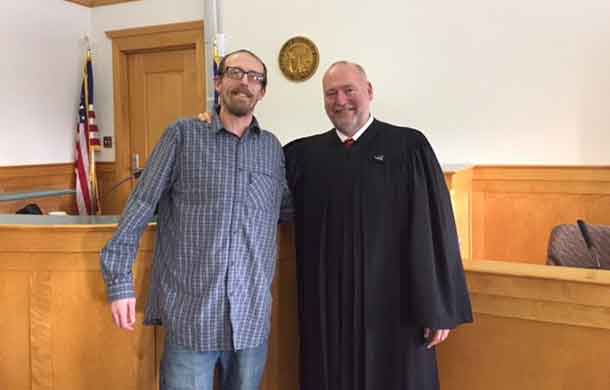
{"left": 101, "top": 49, "right": 289, "bottom": 390}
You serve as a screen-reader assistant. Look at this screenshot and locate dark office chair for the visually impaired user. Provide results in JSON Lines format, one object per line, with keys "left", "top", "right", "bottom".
{"left": 16, "top": 203, "right": 43, "bottom": 215}
{"left": 547, "top": 220, "right": 610, "bottom": 269}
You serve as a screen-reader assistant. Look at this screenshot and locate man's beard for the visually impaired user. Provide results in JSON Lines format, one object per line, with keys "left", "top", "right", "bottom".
{"left": 222, "top": 88, "right": 256, "bottom": 117}
{"left": 330, "top": 113, "right": 358, "bottom": 135}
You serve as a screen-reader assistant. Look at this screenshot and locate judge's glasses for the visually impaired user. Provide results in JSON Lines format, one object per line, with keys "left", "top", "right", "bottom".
{"left": 222, "top": 66, "right": 266, "bottom": 84}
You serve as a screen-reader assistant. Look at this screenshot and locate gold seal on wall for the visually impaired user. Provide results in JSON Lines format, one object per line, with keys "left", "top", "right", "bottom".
{"left": 278, "top": 36, "right": 320, "bottom": 82}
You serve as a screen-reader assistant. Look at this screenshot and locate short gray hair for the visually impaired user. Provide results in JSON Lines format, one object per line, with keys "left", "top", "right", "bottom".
{"left": 325, "top": 61, "right": 368, "bottom": 80}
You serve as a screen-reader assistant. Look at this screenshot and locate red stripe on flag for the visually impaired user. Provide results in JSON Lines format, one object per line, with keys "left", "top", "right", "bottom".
{"left": 75, "top": 141, "right": 92, "bottom": 215}
{"left": 75, "top": 49, "right": 100, "bottom": 215}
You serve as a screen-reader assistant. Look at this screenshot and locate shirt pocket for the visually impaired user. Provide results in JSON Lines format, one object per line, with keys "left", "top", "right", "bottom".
{"left": 247, "top": 168, "right": 281, "bottom": 212}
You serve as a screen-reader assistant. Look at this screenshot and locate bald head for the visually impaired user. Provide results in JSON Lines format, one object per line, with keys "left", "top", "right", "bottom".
{"left": 322, "top": 61, "right": 373, "bottom": 137}
{"left": 323, "top": 61, "right": 369, "bottom": 82}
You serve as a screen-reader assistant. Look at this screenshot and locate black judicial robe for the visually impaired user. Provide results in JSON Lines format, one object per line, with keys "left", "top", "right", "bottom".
{"left": 284, "top": 119, "right": 473, "bottom": 390}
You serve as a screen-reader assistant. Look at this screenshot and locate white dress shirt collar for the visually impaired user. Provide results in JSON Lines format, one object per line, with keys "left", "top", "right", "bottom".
{"left": 335, "top": 114, "right": 374, "bottom": 143}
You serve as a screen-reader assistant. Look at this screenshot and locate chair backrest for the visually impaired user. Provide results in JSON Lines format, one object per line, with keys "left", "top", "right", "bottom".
{"left": 547, "top": 223, "right": 610, "bottom": 269}
{"left": 15, "top": 203, "right": 43, "bottom": 215}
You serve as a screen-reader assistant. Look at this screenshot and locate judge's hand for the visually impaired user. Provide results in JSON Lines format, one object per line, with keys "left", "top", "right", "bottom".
{"left": 197, "top": 112, "right": 213, "bottom": 124}
{"left": 424, "top": 328, "right": 450, "bottom": 349}
{"left": 111, "top": 298, "right": 137, "bottom": 331}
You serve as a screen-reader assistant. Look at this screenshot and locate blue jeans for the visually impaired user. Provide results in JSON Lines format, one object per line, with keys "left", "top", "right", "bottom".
{"left": 160, "top": 341, "right": 268, "bottom": 390}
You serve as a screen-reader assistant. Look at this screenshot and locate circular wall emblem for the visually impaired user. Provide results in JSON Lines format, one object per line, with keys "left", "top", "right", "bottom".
{"left": 278, "top": 36, "right": 319, "bottom": 82}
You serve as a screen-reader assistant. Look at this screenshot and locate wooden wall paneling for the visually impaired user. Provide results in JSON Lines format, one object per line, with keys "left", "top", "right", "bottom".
{"left": 438, "top": 314, "right": 610, "bottom": 390}
{"left": 5, "top": 220, "right": 610, "bottom": 389}
{"left": 259, "top": 224, "right": 299, "bottom": 390}
{"left": 437, "top": 260, "right": 610, "bottom": 390}
{"left": 0, "top": 160, "right": 131, "bottom": 215}
{"left": 0, "top": 226, "right": 157, "bottom": 390}
{"left": 471, "top": 190, "right": 486, "bottom": 261}
{"left": 0, "top": 222, "right": 301, "bottom": 390}
{"left": 51, "top": 255, "right": 155, "bottom": 390}
{"left": 0, "top": 226, "right": 118, "bottom": 253}
{"left": 270, "top": 224, "right": 300, "bottom": 390}
{"left": 0, "top": 270, "right": 31, "bottom": 390}
{"left": 0, "top": 164, "right": 74, "bottom": 192}
{"left": 471, "top": 166, "right": 610, "bottom": 264}
{"left": 0, "top": 164, "right": 76, "bottom": 214}
{"left": 445, "top": 168, "right": 473, "bottom": 260}
{"left": 30, "top": 271, "right": 53, "bottom": 390}
{"left": 97, "top": 161, "right": 127, "bottom": 215}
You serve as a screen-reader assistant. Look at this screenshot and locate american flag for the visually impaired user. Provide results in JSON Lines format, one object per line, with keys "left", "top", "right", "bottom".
{"left": 74, "top": 49, "right": 101, "bottom": 215}
{"left": 213, "top": 40, "right": 222, "bottom": 106}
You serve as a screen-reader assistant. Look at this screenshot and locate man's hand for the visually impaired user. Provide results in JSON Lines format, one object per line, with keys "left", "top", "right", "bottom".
{"left": 424, "top": 328, "right": 450, "bottom": 349}
{"left": 111, "top": 298, "right": 137, "bottom": 331}
{"left": 197, "top": 112, "right": 213, "bottom": 124}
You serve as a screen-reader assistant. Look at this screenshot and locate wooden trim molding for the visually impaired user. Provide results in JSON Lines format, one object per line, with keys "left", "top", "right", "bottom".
{"left": 0, "top": 162, "right": 113, "bottom": 181}
{"left": 0, "top": 163, "right": 73, "bottom": 181}
{"left": 473, "top": 165, "right": 610, "bottom": 182}
{"left": 106, "top": 21, "right": 205, "bottom": 39}
{"left": 66, "top": 0, "right": 141, "bottom": 7}
{"left": 472, "top": 165, "right": 610, "bottom": 194}
{"left": 465, "top": 259, "right": 610, "bottom": 330}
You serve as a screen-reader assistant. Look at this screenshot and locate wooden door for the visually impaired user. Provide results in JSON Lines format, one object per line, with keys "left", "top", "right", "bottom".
{"left": 128, "top": 48, "right": 201, "bottom": 171}
{"left": 101, "top": 22, "right": 205, "bottom": 215}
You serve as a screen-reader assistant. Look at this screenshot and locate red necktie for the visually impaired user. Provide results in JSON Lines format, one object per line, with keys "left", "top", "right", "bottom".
{"left": 344, "top": 138, "right": 355, "bottom": 149}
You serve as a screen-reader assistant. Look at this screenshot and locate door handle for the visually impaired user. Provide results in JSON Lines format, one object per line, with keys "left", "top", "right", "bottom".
{"left": 132, "top": 153, "right": 142, "bottom": 176}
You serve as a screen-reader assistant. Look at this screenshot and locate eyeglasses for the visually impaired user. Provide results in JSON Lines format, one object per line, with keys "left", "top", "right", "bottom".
{"left": 222, "top": 66, "right": 266, "bottom": 84}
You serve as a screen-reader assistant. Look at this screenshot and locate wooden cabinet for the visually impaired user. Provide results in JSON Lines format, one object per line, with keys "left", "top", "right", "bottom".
{"left": 3, "top": 216, "right": 610, "bottom": 390}
{"left": 0, "top": 219, "right": 299, "bottom": 390}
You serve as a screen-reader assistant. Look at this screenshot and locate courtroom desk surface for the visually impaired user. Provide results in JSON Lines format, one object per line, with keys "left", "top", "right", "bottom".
{"left": 0, "top": 214, "right": 120, "bottom": 226}
{"left": 0, "top": 214, "right": 157, "bottom": 227}
{"left": 464, "top": 258, "right": 610, "bottom": 285}
{"left": 442, "top": 164, "right": 473, "bottom": 173}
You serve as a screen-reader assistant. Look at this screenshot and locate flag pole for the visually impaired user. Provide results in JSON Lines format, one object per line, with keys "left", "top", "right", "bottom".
{"left": 204, "top": 0, "right": 218, "bottom": 112}
{"left": 216, "top": 0, "right": 225, "bottom": 57}
{"left": 83, "top": 46, "right": 101, "bottom": 215}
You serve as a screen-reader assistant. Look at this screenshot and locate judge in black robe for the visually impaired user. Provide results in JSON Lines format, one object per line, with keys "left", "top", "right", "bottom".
{"left": 283, "top": 61, "right": 472, "bottom": 390}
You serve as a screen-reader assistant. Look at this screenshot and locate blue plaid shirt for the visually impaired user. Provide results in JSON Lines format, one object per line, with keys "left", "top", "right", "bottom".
{"left": 100, "top": 116, "right": 289, "bottom": 351}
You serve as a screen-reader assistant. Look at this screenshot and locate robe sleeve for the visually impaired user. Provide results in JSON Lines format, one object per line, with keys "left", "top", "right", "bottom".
{"left": 403, "top": 133, "right": 473, "bottom": 330}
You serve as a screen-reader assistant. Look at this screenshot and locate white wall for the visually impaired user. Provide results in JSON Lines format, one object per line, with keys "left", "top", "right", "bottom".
{"left": 3, "top": 1, "right": 610, "bottom": 165}
{"left": 0, "top": 0, "right": 89, "bottom": 166}
{"left": 223, "top": 0, "right": 610, "bottom": 164}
